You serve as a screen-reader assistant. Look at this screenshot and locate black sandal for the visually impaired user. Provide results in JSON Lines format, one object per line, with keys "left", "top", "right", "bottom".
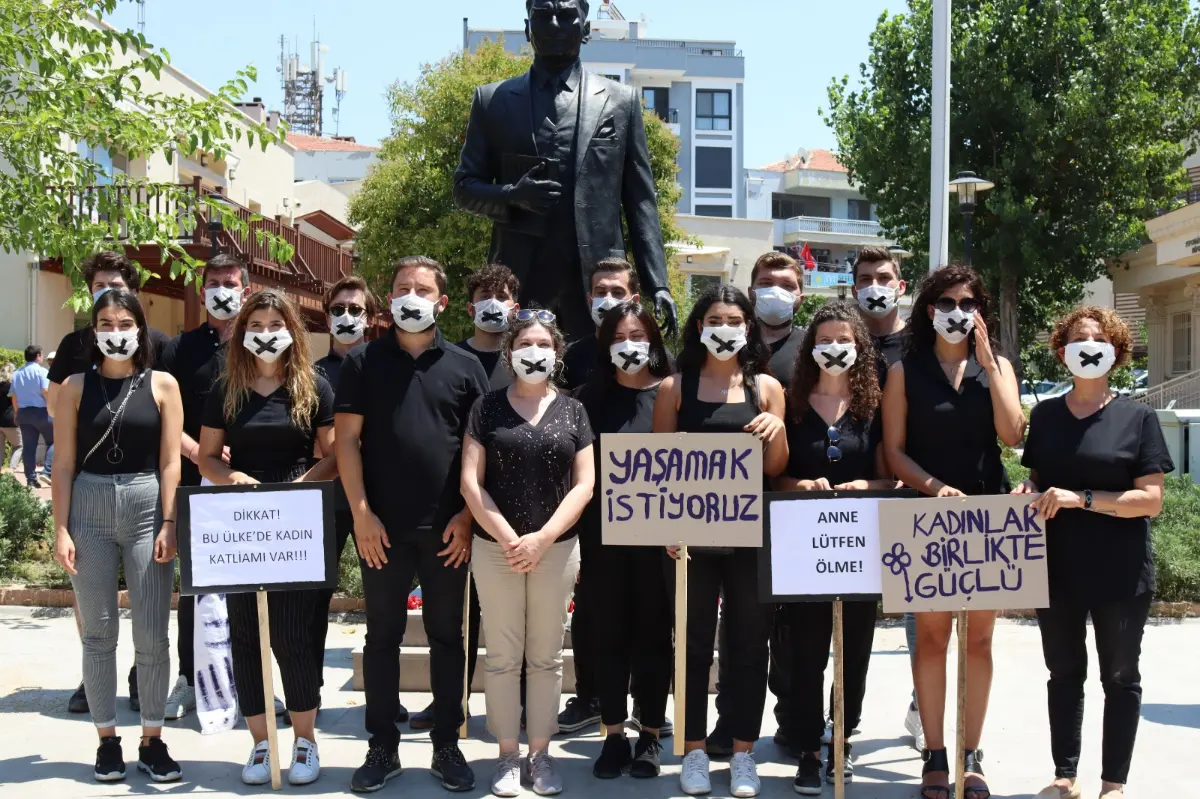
{"left": 920, "top": 748, "right": 951, "bottom": 799}
{"left": 962, "top": 749, "right": 990, "bottom": 799}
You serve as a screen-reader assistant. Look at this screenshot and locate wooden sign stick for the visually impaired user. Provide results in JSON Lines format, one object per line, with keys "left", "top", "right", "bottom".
{"left": 461, "top": 576, "right": 471, "bottom": 739}
{"left": 256, "top": 590, "right": 282, "bottom": 791}
{"left": 832, "top": 599, "right": 845, "bottom": 799}
{"left": 955, "top": 609, "right": 968, "bottom": 799}
{"left": 673, "top": 543, "right": 688, "bottom": 758}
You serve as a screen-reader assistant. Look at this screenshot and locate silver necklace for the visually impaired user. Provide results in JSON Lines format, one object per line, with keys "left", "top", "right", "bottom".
{"left": 97, "top": 371, "right": 143, "bottom": 466}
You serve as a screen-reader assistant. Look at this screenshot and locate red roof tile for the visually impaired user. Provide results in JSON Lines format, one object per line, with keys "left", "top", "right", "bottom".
{"left": 286, "top": 133, "right": 379, "bottom": 153}
{"left": 759, "top": 148, "right": 847, "bottom": 174}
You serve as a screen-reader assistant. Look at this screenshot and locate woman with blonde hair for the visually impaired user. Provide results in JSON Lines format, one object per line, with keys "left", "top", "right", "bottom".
{"left": 198, "top": 289, "right": 338, "bottom": 787}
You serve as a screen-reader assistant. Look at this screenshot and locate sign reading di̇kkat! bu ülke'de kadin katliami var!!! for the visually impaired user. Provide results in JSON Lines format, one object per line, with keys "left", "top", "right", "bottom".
{"left": 878, "top": 493, "right": 1050, "bottom": 613}
{"left": 601, "top": 432, "right": 763, "bottom": 547}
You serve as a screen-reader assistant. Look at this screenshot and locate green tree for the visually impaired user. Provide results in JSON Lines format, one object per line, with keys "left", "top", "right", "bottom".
{"left": 0, "top": 1, "right": 291, "bottom": 305}
{"left": 350, "top": 40, "right": 689, "bottom": 341}
{"left": 824, "top": 0, "right": 1200, "bottom": 365}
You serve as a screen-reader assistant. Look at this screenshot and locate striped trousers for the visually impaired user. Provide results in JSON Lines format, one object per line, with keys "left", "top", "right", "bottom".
{"left": 68, "top": 471, "right": 172, "bottom": 728}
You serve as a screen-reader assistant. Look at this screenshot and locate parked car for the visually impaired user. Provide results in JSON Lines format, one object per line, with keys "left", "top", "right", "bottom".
{"left": 1117, "top": 369, "right": 1149, "bottom": 398}
{"left": 1021, "top": 379, "right": 1073, "bottom": 407}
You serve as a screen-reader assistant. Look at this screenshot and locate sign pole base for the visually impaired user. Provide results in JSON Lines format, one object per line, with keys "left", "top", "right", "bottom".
{"left": 461, "top": 575, "right": 471, "bottom": 739}
{"left": 955, "top": 609, "right": 968, "bottom": 799}
{"left": 257, "top": 590, "right": 282, "bottom": 791}
{"left": 832, "top": 599, "right": 845, "bottom": 799}
{"left": 673, "top": 544, "right": 688, "bottom": 758}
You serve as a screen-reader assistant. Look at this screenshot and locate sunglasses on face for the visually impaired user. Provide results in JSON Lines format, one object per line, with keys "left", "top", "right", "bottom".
{"left": 329, "top": 303, "right": 367, "bottom": 318}
{"left": 826, "top": 426, "right": 842, "bottom": 464}
{"left": 933, "top": 297, "right": 980, "bottom": 314}
{"left": 515, "top": 309, "right": 557, "bottom": 324}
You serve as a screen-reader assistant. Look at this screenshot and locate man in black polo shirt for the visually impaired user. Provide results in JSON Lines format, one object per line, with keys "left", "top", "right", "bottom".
{"left": 336, "top": 256, "right": 486, "bottom": 793}
{"left": 750, "top": 251, "right": 807, "bottom": 387}
{"left": 53, "top": 250, "right": 174, "bottom": 715}
{"left": 156, "top": 253, "right": 251, "bottom": 721}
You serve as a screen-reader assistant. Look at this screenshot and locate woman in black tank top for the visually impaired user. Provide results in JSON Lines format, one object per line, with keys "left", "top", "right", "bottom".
{"left": 652, "top": 286, "right": 788, "bottom": 797}
{"left": 50, "top": 289, "right": 185, "bottom": 782}
{"left": 881, "top": 266, "right": 1025, "bottom": 799}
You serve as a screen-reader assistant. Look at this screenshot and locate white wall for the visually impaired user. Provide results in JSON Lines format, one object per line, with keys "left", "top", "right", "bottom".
{"left": 677, "top": 215, "right": 776, "bottom": 290}
{"left": 292, "top": 181, "right": 352, "bottom": 227}
{"left": 293, "top": 150, "right": 378, "bottom": 184}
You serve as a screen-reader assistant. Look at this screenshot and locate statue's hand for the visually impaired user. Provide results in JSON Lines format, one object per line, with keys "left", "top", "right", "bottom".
{"left": 504, "top": 162, "right": 563, "bottom": 215}
{"left": 653, "top": 289, "right": 678, "bottom": 340}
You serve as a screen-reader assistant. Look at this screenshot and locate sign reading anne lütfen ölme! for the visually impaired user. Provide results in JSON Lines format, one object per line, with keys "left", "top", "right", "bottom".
{"left": 601, "top": 433, "right": 763, "bottom": 547}
{"left": 878, "top": 494, "right": 1050, "bottom": 613}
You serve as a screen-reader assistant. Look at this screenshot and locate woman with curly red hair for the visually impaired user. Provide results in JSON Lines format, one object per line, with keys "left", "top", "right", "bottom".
{"left": 1016, "top": 307, "right": 1171, "bottom": 799}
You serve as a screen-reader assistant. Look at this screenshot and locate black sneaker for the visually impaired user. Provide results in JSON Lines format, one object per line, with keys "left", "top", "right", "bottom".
{"left": 793, "top": 752, "right": 822, "bottom": 795}
{"left": 137, "top": 737, "right": 181, "bottom": 783}
{"left": 94, "top": 736, "right": 125, "bottom": 782}
{"left": 68, "top": 682, "right": 89, "bottom": 714}
{"left": 410, "top": 701, "right": 435, "bottom": 731}
{"left": 593, "top": 733, "right": 632, "bottom": 779}
{"left": 557, "top": 696, "right": 601, "bottom": 733}
{"left": 630, "top": 732, "right": 662, "bottom": 779}
{"left": 706, "top": 718, "right": 734, "bottom": 758}
{"left": 396, "top": 700, "right": 410, "bottom": 724}
{"left": 351, "top": 745, "right": 402, "bottom": 793}
{"left": 825, "top": 743, "right": 853, "bottom": 785}
{"left": 431, "top": 743, "right": 475, "bottom": 792}
{"left": 629, "top": 702, "right": 673, "bottom": 738}
{"left": 128, "top": 666, "right": 140, "bottom": 713}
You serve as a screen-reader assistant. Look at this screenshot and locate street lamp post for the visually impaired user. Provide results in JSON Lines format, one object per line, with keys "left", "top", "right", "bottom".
{"left": 949, "top": 171, "right": 994, "bottom": 266}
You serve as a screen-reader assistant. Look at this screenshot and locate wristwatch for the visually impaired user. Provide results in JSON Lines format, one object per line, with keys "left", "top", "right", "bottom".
{"left": 1084, "top": 489, "right": 1093, "bottom": 510}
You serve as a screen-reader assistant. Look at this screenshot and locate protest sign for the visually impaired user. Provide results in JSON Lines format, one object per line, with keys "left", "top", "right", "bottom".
{"left": 178, "top": 482, "right": 337, "bottom": 596}
{"left": 600, "top": 432, "right": 763, "bottom": 547}
{"left": 878, "top": 494, "right": 1049, "bottom": 613}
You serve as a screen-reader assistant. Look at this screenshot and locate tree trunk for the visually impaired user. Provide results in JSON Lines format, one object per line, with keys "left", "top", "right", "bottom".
{"left": 997, "top": 260, "right": 1021, "bottom": 380}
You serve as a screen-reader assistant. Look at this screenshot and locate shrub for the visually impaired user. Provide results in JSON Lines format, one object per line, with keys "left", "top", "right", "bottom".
{"left": 0, "top": 473, "right": 53, "bottom": 572}
{"left": 0, "top": 348, "right": 22, "bottom": 368}
{"left": 1151, "top": 476, "right": 1200, "bottom": 603}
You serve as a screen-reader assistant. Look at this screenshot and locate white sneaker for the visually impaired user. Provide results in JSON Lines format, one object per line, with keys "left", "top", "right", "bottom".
{"left": 163, "top": 676, "right": 195, "bottom": 721}
{"left": 904, "top": 705, "right": 926, "bottom": 752}
{"left": 288, "top": 736, "right": 320, "bottom": 785}
{"left": 821, "top": 718, "right": 861, "bottom": 744}
{"left": 730, "top": 751, "right": 761, "bottom": 798}
{"left": 242, "top": 741, "right": 271, "bottom": 785}
{"left": 491, "top": 752, "right": 522, "bottom": 798}
{"left": 680, "top": 749, "right": 711, "bottom": 795}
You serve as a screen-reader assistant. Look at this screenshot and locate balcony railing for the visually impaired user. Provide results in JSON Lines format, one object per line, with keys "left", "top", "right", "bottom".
{"left": 48, "top": 178, "right": 203, "bottom": 242}
{"left": 634, "top": 38, "right": 743, "bottom": 57}
{"left": 784, "top": 216, "right": 884, "bottom": 238}
{"left": 802, "top": 263, "right": 854, "bottom": 289}
{"left": 1137, "top": 369, "right": 1200, "bottom": 410}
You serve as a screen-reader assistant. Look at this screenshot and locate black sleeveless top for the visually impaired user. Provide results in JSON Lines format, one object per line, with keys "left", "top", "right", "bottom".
{"left": 676, "top": 369, "right": 761, "bottom": 434}
{"left": 76, "top": 370, "right": 162, "bottom": 476}
{"left": 902, "top": 349, "right": 1008, "bottom": 495}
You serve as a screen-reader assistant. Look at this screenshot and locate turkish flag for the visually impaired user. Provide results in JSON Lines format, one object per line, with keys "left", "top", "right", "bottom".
{"left": 800, "top": 242, "right": 817, "bottom": 271}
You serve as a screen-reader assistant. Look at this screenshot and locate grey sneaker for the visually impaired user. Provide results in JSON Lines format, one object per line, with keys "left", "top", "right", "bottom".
{"left": 522, "top": 750, "right": 562, "bottom": 796}
{"left": 491, "top": 752, "right": 521, "bottom": 798}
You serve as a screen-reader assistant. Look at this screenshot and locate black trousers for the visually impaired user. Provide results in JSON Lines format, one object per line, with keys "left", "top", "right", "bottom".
{"left": 580, "top": 537, "right": 673, "bottom": 728}
{"left": 786, "top": 600, "right": 877, "bottom": 753}
{"left": 227, "top": 589, "right": 321, "bottom": 716}
{"left": 673, "top": 548, "right": 770, "bottom": 743}
{"left": 361, "top": 530, "right": 467, "bottom": 749}
{"left": 715, "top": 605, "right": 791, "bottom": 730}
{"left": 570, "top": 580, "right": 596, "bottom": 702}
{"left": 177, "top": 593, "right": 194, "bottom": 685}
{"left": 1036, "top": 592, "right": 1151, "bottom": 784}
{"left": 311, "top": 510, "right": 354, "bottom": 687}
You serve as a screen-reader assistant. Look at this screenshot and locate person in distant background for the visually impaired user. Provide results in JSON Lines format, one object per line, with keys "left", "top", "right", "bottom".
{"left": 1, "top": 362, "right": 21, "bottom": 470}
{"left": 10, "top": 345, "right": 51, "bottom": 489}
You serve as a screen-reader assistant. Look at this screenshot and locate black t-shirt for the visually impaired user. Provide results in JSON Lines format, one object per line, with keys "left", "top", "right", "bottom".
{"left": 874, "top": 331, "right": 906, "bottom": 387}
{"left": 161, "top": 323, "right": 227, "bottom": 487}
{"left": 335, "top": 329, "right": 488, "bottom": 533}
{"left": 562, "top": 334, "right": 599, "bottom": 391}
{"left": 48, "top": 327, "right": 171, "bottom": 384}
{"left": 1022, "top": 395, "right": 1173, "bottom": 603}
{"left": 456, "top": 338, "right": 513, "bottom": 391}
{"left": 315, "top": 350, "right": 347, "bottom": 392}
{"left": 202, "top": 375, "right": 335, "bottom": 482}
{"left": 767, "top": 326, "right": 806, "bottom": 388}
{"left": 0, "top": 381, "right": 13, "bottom": 427}
{"left": 76, "top": 370, "right": 162, "bottom": 476}
{"left": 466, "top": 389, "right": 594, "bottom": 542}
{"left": 785, "top": 406, "right": 881, "bottom": 486}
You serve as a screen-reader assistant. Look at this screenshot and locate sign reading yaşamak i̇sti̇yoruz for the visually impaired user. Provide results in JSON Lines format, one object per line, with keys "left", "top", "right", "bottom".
{"left": 601, "top": 432, "right": 763, "bottom": 547}
{"left": 878, "top": 494, "right": 1050, "bottom": 613}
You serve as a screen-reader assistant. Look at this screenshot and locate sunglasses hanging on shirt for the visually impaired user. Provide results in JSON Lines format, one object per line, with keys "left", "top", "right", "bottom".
{"left": 826, "top": 426, "right": 843, "bottom": 463}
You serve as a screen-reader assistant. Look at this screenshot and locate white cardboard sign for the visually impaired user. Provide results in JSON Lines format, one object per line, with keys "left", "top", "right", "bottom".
{"left": 766, "top": 496, "right": 883, "bottom": 599}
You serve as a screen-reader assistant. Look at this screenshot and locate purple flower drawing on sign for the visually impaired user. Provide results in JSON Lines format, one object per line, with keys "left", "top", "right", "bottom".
{"left": 882, "top": 542, "right": 914, "bottom": 602}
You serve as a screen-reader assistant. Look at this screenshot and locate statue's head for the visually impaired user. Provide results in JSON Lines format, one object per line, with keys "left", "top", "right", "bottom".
{"left": 525, "top": 0, "right": 590, "bottom": 65}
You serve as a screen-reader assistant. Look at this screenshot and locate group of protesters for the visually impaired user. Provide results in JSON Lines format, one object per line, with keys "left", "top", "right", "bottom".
{"left": 43, "top": 246, "right": 1168, "bottom": 799}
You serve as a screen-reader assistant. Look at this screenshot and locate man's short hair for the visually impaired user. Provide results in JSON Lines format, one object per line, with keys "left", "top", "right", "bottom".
{"left": 527, "top": 0, "right": 590, "bottom": 14}
{"left": 853, "top": 246, "right": 898, "bottom": 282}
{"left": 588, "top": 257, "right": 640, "bottom": 294}
{"left": 749, "top": 252, "right": 801, "bottom": 285}
{"left": 203, "top": 253, "right": 250, "bottom": 290}
{"left": 323, "top": 274, "right": 381, "bottom": 317}
{"left": 467, "top": 263, "right": 521, "bottom": 302}
{"left": 391, "top": 256, "right": 448, "bottom": 296}
{"left": 24, "top": 345, "right": 41, "bottom": 362}
{"left": 82, "top": 251, "right": 141, "bottom": 292}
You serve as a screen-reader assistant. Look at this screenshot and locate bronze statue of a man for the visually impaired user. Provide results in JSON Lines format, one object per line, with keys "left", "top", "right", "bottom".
{"left": 453, "top": 0, "right": 678, "bottom": 339}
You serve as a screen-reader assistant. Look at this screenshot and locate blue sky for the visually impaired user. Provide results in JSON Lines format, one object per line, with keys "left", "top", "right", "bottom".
{"left": 105, "top": 0, "right": 908, "bottom": 168}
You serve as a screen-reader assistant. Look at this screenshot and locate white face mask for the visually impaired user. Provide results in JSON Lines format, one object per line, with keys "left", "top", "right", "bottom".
{"left": 511, "top": 345, "right": 555, "bottom": 384}
{"left": 205, "top": 287, "right": 242, "bottom": 321}
{"left": 701, "top": 325, "right": 747, "bottom": 361}
{"left": 391, "top": 294, "right": 437, "bottom": 333}
{"left": 753, "top": 286, "right": 797, "bottom": 326}
{"left": 329, "top": 313, "right": 365, "bottom": 345}
{"left": 933, "top": 308, "right": 974, "bottom": 344}
{"left": 1064, "top": 341, "right": 1116, "bottom": 379}
{"left": 610, "top": 340, "right": 651, "bottom": 374}
{"left": 857, "top": 285, "right": 897, "bottom": 318}
{"left": 473, "top": 298, "right": 511, "bottom": 333}
{"left": 244, "top": 329, "right": 293, "bottom": 364}
{"left": 95, "top": 329, "right": 139, "bottom": 362}
{"left": 590, "top": 295, "right": 622, "bottom": 327}
{"left": 812, "top": 342, "right": 857, "bottom": 376}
